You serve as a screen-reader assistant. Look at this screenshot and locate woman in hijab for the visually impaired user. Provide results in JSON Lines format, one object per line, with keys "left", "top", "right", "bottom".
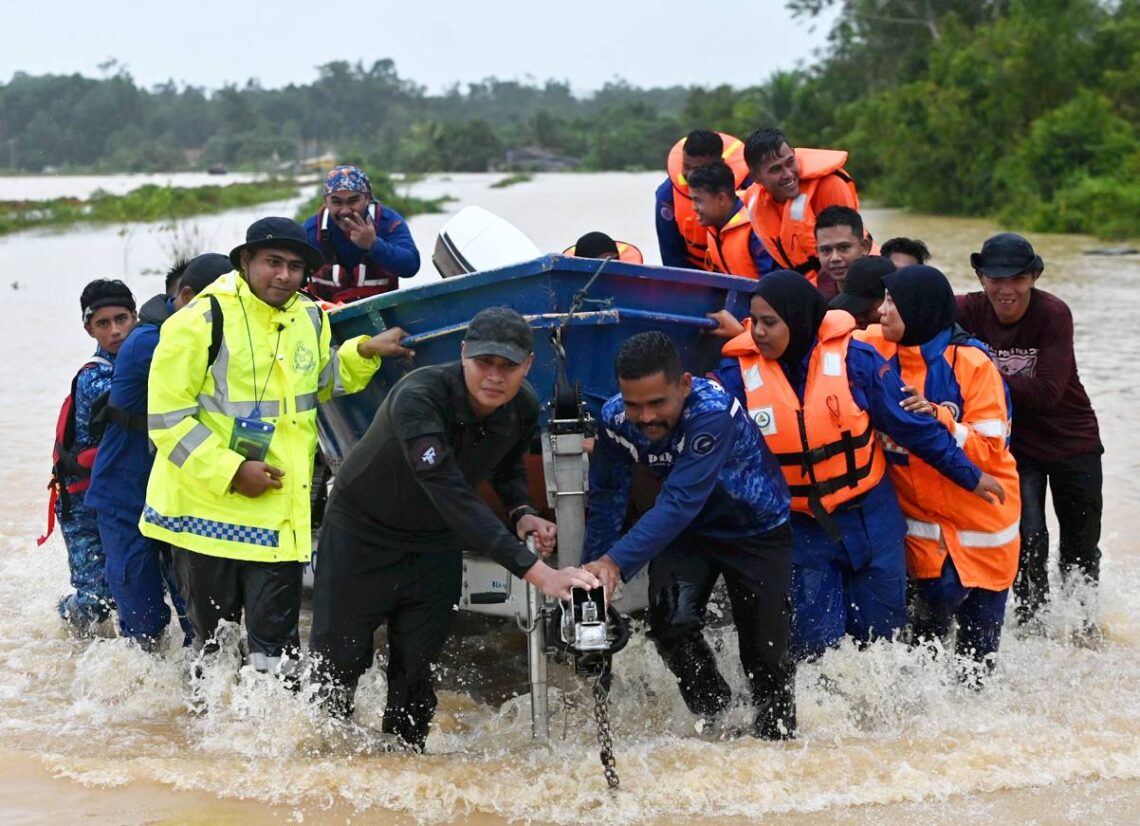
{"left": 859, "top": 265, "right": 1020, "bottom": 677}
{"left": 716, "top": 271, "right": 1005, "bottom": 660}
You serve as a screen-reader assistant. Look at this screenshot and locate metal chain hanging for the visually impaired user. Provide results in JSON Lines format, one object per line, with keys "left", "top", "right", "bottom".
{"left": 592, "top": 670, "right": 620, "bottom": 790}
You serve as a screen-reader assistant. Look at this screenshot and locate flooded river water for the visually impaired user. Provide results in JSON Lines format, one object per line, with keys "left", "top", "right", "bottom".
{"left": 0, "top": 172, "right": 1136, "bottom": 824}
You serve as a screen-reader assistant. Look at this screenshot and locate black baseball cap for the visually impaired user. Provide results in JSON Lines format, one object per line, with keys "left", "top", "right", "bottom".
{"left": 463, "top": 307, "right": 533, "bottom": 364}
{"left": 970, "top": 232, "right": 1044, "bottom": 278}
{"left": 229, "top": 216, "right": 324, "bottom": 274}
{"left": 829, "top": 256, "right": 895, "bottom": 314}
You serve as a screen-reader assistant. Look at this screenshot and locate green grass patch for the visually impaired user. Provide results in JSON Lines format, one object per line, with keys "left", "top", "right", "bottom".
{"left": 489, "top": 173, "right": 533, "bottom": 189}
{"left": 0, "top": 179, "right": 304, "bottom": 236}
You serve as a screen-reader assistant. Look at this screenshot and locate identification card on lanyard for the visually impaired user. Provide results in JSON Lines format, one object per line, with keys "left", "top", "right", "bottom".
{"left": 230, "top": 416, "right": 276, "bottom": 462}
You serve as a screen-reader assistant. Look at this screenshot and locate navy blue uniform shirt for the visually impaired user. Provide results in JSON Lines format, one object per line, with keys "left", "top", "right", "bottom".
{"left": 584, "top": 377, "right": 791, "bottom": 578}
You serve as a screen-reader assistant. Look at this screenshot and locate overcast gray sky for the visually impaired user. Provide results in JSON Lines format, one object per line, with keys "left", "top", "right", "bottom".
{"left": 2, "top": 1, "right": 835, "bottom": 94}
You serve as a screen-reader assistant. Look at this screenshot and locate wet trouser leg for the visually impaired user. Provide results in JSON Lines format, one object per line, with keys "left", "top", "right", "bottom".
{"left": 309, "top": 523, "right": 461, "bottom": 750}
{"left": 241, "top": 560, "right": 303, "bottom": 675}
{"left": 718, "top": 523, "right": 796, "bottom": 739}
{"left": 381, "top": 551, "right": 462, "bottom": 749}
{"left": 98, "top": 506, "right": 174, "bottom": 646}
{"left": 648, "top": 524, "right": 795, "bottom": 734}
{"left": 57, "top": 498, "right": 113, "bottom": 626}
{"left": 789, "top": 513, "right": 847, "bottom": 661}
{"left": 1049, "top": 450, "right": 1103, "bottom": 587}
{"left": 844, "top": 484, "right": 908, "bottom": 645}
{"left": 1014, "top": 455, "right": 1050, "bottom": 623}
{"left": 648, "top": 537, "right": 729, "bottom": 719}
{"left": 173, "top": 547, "right": 302, "bottom": 673}
{"left": 913, "top": 554, "right": 1008, "bottom": 668}
{"left": 158, "top": 544, "right": 195, "bottom": 645}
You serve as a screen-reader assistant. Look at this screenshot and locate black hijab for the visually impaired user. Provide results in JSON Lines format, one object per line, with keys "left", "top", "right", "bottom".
{"left": 753, "top": 270, "right": 828, "bottom": 369}
{"left": 881, "top": 265, "right": 956, "bottom": 346}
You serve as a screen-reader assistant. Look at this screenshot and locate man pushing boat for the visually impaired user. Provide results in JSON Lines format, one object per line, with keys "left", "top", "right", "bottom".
{"left": 309, "top": 306, "right": 599, "bottom": 751}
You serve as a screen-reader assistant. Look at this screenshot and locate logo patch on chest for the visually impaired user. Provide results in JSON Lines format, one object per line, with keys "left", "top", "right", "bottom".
{"left": 292, "top": 341, "right": 317, "bottom": 375}
{"left": 751, "top": 405, "right": 777, "bottom": 436}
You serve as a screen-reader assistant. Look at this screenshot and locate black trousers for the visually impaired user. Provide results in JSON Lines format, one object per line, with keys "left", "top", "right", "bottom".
{"left": 172, "top": 547, "right": 303, "bottom": 668}
{"left": 647, "top": 522, "right": 796, "bottom": 738}
{"left": 1014, "top": 449, "right": 1103, "bottom": 622}
{"left": 308, "top": 522, "right": 462, "bottom": 750}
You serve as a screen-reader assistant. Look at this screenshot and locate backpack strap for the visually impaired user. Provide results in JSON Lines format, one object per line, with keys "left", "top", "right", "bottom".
{"left": 207, "top": 294, "right": 224, "bottom": 367}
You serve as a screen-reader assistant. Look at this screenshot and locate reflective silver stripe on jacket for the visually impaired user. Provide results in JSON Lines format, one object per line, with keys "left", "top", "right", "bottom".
{"left": 169, "top": 422, "right": 213, "bottom": 467}
{"left": 149, "top": 407, "right": 198, "bottom": 430}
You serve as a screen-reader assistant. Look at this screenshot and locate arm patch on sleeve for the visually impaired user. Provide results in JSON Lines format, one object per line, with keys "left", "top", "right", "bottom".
{"left": 408, "top": 435, "right": 446, "bottom": 473}
{"left": 690, "top": 432, "right": 717, "bottom": 456}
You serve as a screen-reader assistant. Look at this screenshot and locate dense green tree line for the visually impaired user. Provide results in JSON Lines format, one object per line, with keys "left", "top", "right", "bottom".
{"left": 773, "top": 0, "right": 1140, "bottom": 237}
{"left": 0, "top": 0, "right": 1135, "bottom": 236}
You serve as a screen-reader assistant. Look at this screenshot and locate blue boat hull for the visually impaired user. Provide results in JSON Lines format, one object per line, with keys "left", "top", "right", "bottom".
{"left": 318, "top": 254, "right": 754, "bottom": 462}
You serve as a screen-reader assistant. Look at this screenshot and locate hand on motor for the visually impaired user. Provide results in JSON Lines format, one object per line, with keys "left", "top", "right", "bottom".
{"left": 705, "top": 309, "right": 745, "bottom": 339}
{"left": 972, "top": 472, "right": 1007, "bottom": 505}
{"left": 231, "top": 461, "right": 284, "bottom": 497}
{"left": 337, "top": 210, "right": 377, "bottom": 250}
{"left": 899, "top": 385, "right": 935, "bottom": 416}
{"left": 358, "top": 326, "right": 414, "bottom": 359}
{"left": 517, "top": 514, "right": 557, "bottom": 557}
{"left": 524, "top": 561, "right": 600, "bottom": 601}
{"left": 583, "top": 555, "right": 622, "bottom": 601}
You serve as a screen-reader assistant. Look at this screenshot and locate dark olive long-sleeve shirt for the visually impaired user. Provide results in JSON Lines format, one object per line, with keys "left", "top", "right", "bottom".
{"left": 325, "top": 362, "right": 540, "bottom": 577}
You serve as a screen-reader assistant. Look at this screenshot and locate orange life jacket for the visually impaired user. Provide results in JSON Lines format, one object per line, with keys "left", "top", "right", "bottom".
{"left": 667, "top": 132, "right": 748, "bottom": 269}
{"left": 745, "top": 148, "right": 859, "bottom": 285}
{"left": 856, "top": 327, "right": 1021, "bottom": 590}
{"left": 706, "top": 202, "right": 759, "bottom": 279}
{"left": 721, "top": 311, "right": 885, "bottom": 516}
{"left": 563, "top": 241, "right": 644, "bottom": 264}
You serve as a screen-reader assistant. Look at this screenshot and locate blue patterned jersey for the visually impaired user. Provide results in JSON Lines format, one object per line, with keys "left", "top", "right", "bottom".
{"left": 73, "top": 348, "right": 115, "bottom": 452}
{"left": 584, "top": 377, "right": 790, "bottom": 577}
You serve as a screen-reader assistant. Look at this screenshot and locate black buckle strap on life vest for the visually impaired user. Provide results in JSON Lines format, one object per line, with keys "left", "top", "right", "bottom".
{"left": 103, "top": 404, "right": 148, "bottom": 433}
{"left": 771, "top": 237, "right": 820, "bottom": 275}
{"left": 774, "top": 423, "right": 873, "bottom": 468}
{"left": 793, "top": 256, "right": 821, "bottom": 276}
{"left": 786, "top": 449, "right": 876, "bottom": 499}
{"left": 793, "top": 410, "right": 846, "bottom": 548}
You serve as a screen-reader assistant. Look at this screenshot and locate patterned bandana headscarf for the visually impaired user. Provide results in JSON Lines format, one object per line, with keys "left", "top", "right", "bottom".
{"left": 323, "top": 165, "right": 372, "bottom": 196}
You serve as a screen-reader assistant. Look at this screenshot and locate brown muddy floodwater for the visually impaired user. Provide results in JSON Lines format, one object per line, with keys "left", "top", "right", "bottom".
{"left": 0, "top": 172, "right": 1137, "bottom": 824}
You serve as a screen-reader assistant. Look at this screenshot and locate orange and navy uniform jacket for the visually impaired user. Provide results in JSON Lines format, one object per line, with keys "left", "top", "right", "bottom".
{"left": 856, "top": 325, "right": 1020, "bottom": 590}
{"left": 303, "top": 201, "right": 420, "bottom": 304}
{"left": 715, "top": 312, "right": 982, "bottom": 520}
{"left": 705, "top": 198, "right": 773, "bottom": 280}
{"left": 655, "top": 132, "right": 748, "bottom": 270}
{"left": 744, "top": 148, "right": 859, "bottom": 287}
{"left": 563, "top": 241, "right": 644, "bottom": 264}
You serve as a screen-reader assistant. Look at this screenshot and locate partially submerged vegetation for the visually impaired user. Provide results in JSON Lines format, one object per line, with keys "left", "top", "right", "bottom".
{"left": 490, "top": 173, "right": 533, "bottom": 189}
{"left": 0, "top": 179, "right": 303, "bottom": 236}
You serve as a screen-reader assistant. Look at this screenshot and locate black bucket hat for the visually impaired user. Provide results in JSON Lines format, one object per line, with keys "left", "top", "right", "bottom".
{"left": 970, "top": 232, "right": 1044, "bottom": 278}
{"left": 229, "top": 216, "right": 324, "bottom": 274}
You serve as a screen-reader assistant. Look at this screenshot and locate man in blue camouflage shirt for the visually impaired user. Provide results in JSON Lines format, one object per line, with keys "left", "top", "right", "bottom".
{"left": 582, "top": 332, "right": 796, "bottom": 739}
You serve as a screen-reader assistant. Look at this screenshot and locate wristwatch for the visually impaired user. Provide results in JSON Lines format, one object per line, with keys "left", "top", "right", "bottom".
{"left": 508, "top": 504, "right": 540, "bottom": 534}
